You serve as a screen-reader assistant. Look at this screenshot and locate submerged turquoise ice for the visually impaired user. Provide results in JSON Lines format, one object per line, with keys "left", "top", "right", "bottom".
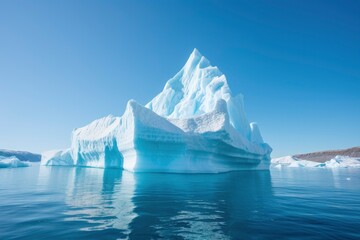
{"left": 42, "top": 49, "right": 271, "bottom": 172}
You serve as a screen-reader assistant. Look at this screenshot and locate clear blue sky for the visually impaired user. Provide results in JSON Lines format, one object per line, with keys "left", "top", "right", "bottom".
{"left": 0, "top": 0, "right": 359, "bottom": 157}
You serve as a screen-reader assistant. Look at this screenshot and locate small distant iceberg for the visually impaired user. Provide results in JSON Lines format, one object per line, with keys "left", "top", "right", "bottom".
{"left": 0, "top": 156, "right": 30, "bottom": 168}
{"left": 271, "top": 155, "right": 360, "bottom": 169}
{"left": 41, "top": 49, "right": 272, "bottom": 173}
{"left": 41, "top": 149, "right": 74, "bottom": 166}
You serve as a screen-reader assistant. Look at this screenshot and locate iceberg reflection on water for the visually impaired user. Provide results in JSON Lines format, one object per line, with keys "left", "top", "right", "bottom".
{"left": 1, "top": 165, "right": 359, "bottom": 239}
{"left": 37, "top": 166, "right": 272, "bottom": 239}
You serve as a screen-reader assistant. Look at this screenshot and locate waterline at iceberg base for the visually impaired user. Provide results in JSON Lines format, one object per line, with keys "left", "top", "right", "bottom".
{"left": 42, "top": 49, "right": 272, "bottom": 173}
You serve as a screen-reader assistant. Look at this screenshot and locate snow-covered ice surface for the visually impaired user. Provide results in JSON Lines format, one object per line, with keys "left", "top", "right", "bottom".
{"left": 42, "top": 49, "right": 272, "bottom": 173}
{"left": 0, "top": 156, "right": 30, "bottom": 168}
{"left": 271, "top": 155, "right": 360, "bottom": 169}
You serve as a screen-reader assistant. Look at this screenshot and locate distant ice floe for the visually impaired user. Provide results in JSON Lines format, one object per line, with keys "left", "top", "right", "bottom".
{"left": 0, "top": 156, "right": 30, "bottom": 168}
{"left": 271, "top": 155, "right": 360, "bottom": 169}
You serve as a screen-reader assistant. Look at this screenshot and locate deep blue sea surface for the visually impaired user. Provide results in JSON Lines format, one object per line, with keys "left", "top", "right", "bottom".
{"left": 0, "top": 164, "right": 359, "bottom": 239}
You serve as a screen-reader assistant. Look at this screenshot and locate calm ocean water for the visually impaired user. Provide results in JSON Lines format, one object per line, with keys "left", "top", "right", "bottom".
{"left": 0, "top": 164, "right": 359, "bottom": 239}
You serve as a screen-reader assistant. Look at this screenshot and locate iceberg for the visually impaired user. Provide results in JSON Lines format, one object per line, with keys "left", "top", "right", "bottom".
{"left": 0, "top": 156, "right": 30, "bottom": 168}
{"left": 324, "top": 156, "right": 360, "bottom": 168}
{"left": 271, "top": 155, "right": 360, "bottom": 168}
{"left": 41, "top": 149, "right": 74, "bottom": 166}
{"left": 42, "top": 49, "right": 272, "bottom": 172}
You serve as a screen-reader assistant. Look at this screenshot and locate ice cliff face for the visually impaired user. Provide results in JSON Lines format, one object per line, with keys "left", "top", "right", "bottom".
{"left": 41, "top": 49, "right": 272, "bottom": 173}
{"left": 71, "top": 115, "right": 123, "bottom": 168}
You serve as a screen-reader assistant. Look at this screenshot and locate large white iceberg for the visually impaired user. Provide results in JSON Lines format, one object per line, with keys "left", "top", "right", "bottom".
{"left": 42, "top": 49, "right": 272, "bottom": 172}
